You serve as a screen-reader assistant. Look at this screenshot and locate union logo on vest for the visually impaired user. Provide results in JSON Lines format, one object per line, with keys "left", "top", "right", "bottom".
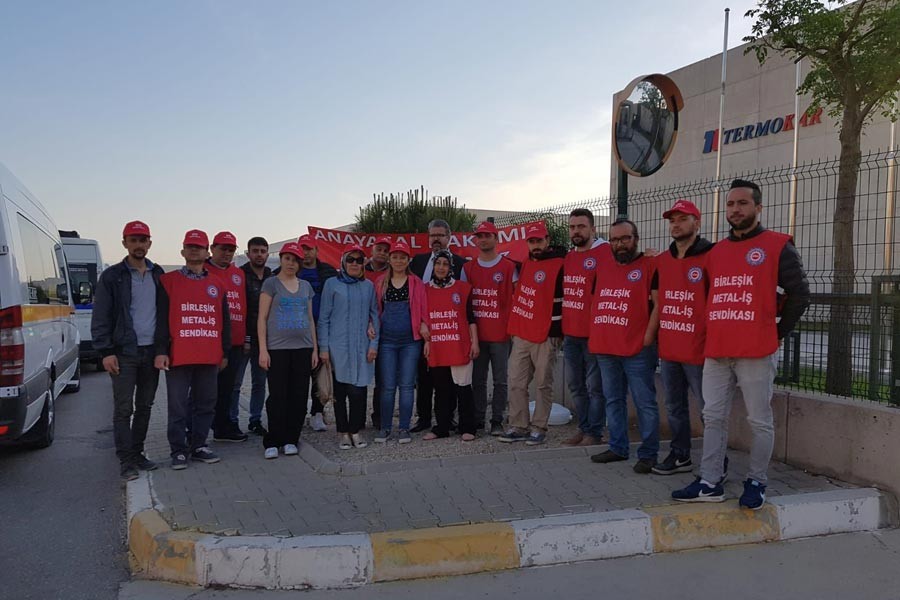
{"left": 493, "top": 271, "right": 504, "bottom": 283}
{"left": 207, "top": 285, "right": 219, "bottom": 298}
{"left": 534, "top": 270, "right": 546, "bottom": 283}
{"left": 746, "top": 248, "right": 767, "bottom": 266}
{"left": 231, "top": 274, "right": 241, "bottom": 286}
{"left": 627, "top": 269, "right": 643, "bottom": 282}
{"left": 583, "top": 257, "right": 596, "bottom": 270}
{"left": 451, "top": 292, "right": 461, "bottom": 304}
{"left": 687, "top": 266, "right": 703, "bottom": 283}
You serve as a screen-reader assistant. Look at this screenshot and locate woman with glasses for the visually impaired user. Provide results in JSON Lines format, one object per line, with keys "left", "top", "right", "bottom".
{"left": 318, "top": 244, "right": 379, "bottom": 449}
{"left": 373, "top": 241, "right": 429, "bottom": 444}
{"left": 423, "top": 250, "right": 479, "bottom": 441}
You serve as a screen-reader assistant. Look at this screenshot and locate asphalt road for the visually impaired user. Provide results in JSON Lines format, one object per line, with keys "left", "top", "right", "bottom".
{"left": 0, "top": 368, "right": 130, "bottom": 600}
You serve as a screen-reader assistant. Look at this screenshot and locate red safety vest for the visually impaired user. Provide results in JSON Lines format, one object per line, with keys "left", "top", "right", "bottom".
{"left": 426, "top": 282, "right": 472, "bottom": 367}
{"left": 160, "top": 271, "right": 225, "bottom": 367}
{"left": 704, "top": 230, "right": 791, "bottom": 358}
{"left": 655, "top": 251, "right": 709, "bottom": 366}
{"left": 462, "top": 257, "right": 516, "bottom": 343}
{"left": 588, "top": 253, "right": 654, "bottom": 357}
{"left": 208, "top": 262, "right": 246, "bottom": 346}
{"left": 562, "top": 245, "right": 606, "bottom": 337}
{"left": 507, "top": 258, "right": 564, "bottom": 344}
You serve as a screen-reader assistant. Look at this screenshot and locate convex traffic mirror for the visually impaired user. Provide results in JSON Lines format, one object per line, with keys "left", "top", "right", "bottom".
{"left": 613, "top": 74, "right": 684, "bottom": 177}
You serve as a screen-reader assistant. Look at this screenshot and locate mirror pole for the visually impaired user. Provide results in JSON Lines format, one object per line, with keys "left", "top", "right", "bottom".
{"left": 616, "top": 167, "right": 628, "bottom": 218}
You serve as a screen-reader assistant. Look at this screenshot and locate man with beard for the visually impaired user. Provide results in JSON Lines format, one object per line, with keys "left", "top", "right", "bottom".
{"left": 650, "top": 200, "right": 715, "bottom": 476}
{"left": 673, "top": 179, "right": 809, "bottom": 510}
{"left": 409, "top": 219, "right": 466, "bottom": 432}
{"left": 93, "top": 221, "right": 165, "bottom": 481}
{"left": 499, "top": 222, "right": 566, "bottom": 446}
{"left": 561, "top": 209, "right": 607, "bottom": 447}
{"left": 588, "top": 219, "right": 659, "bottom": 474}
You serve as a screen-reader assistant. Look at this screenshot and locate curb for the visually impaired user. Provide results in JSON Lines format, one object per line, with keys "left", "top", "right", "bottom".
{"left": 127, "top": 475, "right": 897, "bottom": 590}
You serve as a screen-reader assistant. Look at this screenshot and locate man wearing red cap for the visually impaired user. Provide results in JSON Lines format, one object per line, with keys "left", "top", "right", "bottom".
{"left": 499, "top": 221, "right": 566, "bottom": 446}
{"left": 649, "top": 200, "right": 715, "bottom": 476}
{"left": 463, "top": 220, "right": 517, "bottom": 435}
{"left": 207, "top": 231, "right": 249, "bottom": 443}
{"left": 154, "top": 230, "right": 231, "bottom": 470}
{"left": 297, "top": 234, "right": 339, "bottom": 431}
{"left": 92, "top": 220, "right": 165, "bottom": 481}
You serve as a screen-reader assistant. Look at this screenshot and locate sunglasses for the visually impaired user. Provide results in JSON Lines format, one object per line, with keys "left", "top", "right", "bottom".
{"left": 345, "top": 256, "right": 365, "bottom": 265}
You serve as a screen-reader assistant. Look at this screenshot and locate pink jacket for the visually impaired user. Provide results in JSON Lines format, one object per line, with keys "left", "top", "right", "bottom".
{"left": 374, "top": 273, "right": 430, "bottom": 341}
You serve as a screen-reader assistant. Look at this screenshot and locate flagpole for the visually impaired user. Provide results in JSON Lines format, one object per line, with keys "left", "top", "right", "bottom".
{"left": 712, "top": 8, "right": 729, "bottom": 241}
{"left": 789, "top": 58, "right": 802, "bottom": 237}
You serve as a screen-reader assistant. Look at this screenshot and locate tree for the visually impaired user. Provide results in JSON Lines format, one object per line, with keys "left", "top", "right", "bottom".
{"left": 744, "top": 0, "right": 900, "bottom": 395}
{"left": 354, "top": 186, "right": 476, "bottom": 234}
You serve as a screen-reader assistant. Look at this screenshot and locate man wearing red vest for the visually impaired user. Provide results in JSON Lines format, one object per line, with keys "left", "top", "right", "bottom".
{"left": 650, "top": 200, "right": 714, "bottom": 476}
{"left": 155, "top": 230, "right": 231, "bottom": 470}
{"left": 589, "top": 219, "right": 660, "bottom": 474}
{"left": 673, "top": 179, "right": 809, "bottom": 509}
{"left": 207, "top": 231, "right": 249, "bottom": 443}
{"left": 499, "top": 222, "right": 565, "bottom": 446}
{"left": 561, "top": 208, "right": 607, "bottom": 447}
{"left": 463, "top": 221, "right": 518, "bottom": 435}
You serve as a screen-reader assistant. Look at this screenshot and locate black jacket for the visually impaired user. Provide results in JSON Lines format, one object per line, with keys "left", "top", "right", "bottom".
{"left": 91, "top": 258, "right": 165, "bottom": 358}
{"left": 727, "top": 224, "right": 810, "bottom": 339}
{"left": 240, "top": 262, "right": 272, "bottom": 344}
{"left": 410, "top": 251, "right": 466, "bottom": 281}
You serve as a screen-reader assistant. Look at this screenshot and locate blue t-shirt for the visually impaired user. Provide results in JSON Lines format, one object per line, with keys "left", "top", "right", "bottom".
{"left": 300, "top": 267, "right": 322, "bottom": 321}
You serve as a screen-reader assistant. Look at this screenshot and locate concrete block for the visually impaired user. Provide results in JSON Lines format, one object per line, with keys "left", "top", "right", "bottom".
{"left": 772, "top": 488, "right": 896, "bottom": 539}
{"left": 645, "top": 501, "right": 780, "bottom": 552}
{"left": 127, "top": 475, "right": 156, "bottom": 541}
{"left": 195, "top": 536, "right": 282, "bottom": 588}
{"left": 277, "top": 534, "right": 373, "bottom": 589}
{"left": 513, "top": 509, "right": 652, "bottom": 567}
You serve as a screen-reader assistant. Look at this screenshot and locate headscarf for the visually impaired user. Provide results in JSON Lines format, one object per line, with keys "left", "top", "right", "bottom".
{"left": 430, "top": 249, "right": 455, "bottom": 288}
{"left": 338, "top": 250, "right": 365, "bottom": 284}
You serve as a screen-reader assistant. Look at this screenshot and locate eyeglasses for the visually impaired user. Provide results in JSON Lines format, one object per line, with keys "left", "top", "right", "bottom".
{"left": 345, "top": 256, "right": 365, "bottom": 265}
{"left": 609, "top": 235, "right": 635, "bottom": 245}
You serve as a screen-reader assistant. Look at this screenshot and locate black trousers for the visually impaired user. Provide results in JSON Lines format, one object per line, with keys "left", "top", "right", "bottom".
{"left": 111, "top": 345, "right": 159, "bottom": 465}
{"left": 310, "top": 364, "right": 324, "bottom": 416}
{"left": 333, "top": 380, "right": 367, "bottom": 434}
{"left": 370, "top": 357, "right": 381, "bottom": 428}
{"left": 430, "top": 366, "right": 476, "bottom": 437}
{"left": 415, "top": 354, "right": 435, "bottom": 424}
{"left": 264, "top": 348, "right": 312, "bottom": 448}
{"left": 213, "top": 345, "right": 243, "bottom": 434}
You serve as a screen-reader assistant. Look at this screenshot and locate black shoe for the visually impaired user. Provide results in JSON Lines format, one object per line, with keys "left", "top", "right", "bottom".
{"left": 489, "top": 422, "right": 504, "bottom": 436}
{"left": 134, "top": 455, "right": 158, "bottom": 471}
{"left": 190, "top": 446, "right": 221, "bottom": 464}
{"left": 171, "top": 453, "right": 188, "bottom": 470}
{"left": 248, "top": 422, "right": 268, "bottom": 436}
{"left": 409, "top": 421, "right": 431, "bottom": 433}
{"left": 652, "top": 451, "right": 693, "bottom": 475}
{"left": 120, "top": 463, "right": 139, "bottom": 481}
{"left": 214, "top": 429, "right": 248, "bottom": 442}
{"left": 633, "top": 458, "right": 655, "bottom": 474}
{"left": 590, "top": 449, "right": 628, "bottom": 464}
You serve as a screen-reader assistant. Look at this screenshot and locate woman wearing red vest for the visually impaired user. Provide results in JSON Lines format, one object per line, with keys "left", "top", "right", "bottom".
{"left": 258, "top": 242, "right": 319, "bottom": 460}
{"left": 423, "top": 251, "right": 479, "bottom": 441}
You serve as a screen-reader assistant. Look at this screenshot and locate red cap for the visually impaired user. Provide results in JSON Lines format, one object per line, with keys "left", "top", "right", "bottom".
{"left": 663, "top": 199, "right": 701, "bottom": 220}
{"left": 279, "top": 242, "right": 304, "bottom": 260}
{"left": 373, "top": 236, "right": 392, "bottom": 248}
{"left": 182, "top": 229, "right": 209, "bottom": 247}
{"left": 524, "top": 222, "right": 549, "bottom": 240}
{"left": 122, "top": 220, "right": 151, "bottom": 238}
{"left": 389, "top": 241, "right": 412, "bottom": 257}
{"left": 212, "top": 231, "right": 237, "bottom": 247}
{"left": 344, "top": 244, "right": 366, "bottom": 256}
{"left": 475, "top": 221, "right": 498, "bottom": 235}
{"left": 298, "top": 234, "right": 317, "bottom": 249}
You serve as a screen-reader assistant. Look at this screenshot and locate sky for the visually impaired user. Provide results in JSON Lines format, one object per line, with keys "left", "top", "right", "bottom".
{"left": 1, "top": 0, "right": 759, "bottom": 264}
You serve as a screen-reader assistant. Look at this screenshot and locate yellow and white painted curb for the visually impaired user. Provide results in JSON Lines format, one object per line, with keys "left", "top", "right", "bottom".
{"left": 127, "top": 475, "right": 897, "bottom": 590}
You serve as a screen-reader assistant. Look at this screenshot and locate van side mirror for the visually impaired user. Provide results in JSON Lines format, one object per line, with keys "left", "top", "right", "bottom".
{"left": 77, "top": 281, "right": 93, "bottom": 305}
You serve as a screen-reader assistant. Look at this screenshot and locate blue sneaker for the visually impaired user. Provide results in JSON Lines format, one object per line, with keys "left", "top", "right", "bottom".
{"left": 739, "top": 478, "right": 766, "bottom": 510}
{"left": 498, "top": 429, "right": 528, "bottom": 443}
{"left": 672, "top": 477, "right": 725, "bottom": 502}
{"left": 525, "top": 432, "right": 546, "bottom": 446}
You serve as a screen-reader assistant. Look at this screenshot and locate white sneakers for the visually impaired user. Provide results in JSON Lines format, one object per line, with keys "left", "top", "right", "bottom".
{"left": 264, "top": 447, "right": 278, "bottom": 459}
{"left": 339, "top": 434, "right": 352, "bottom": 450}
{"left": 283, "top": 443, "right": 299, "bottom": 455}
{"left": 351, "top": 433, "right": 367, "bottom": 448}
{"left": 311, "top": 413, "right": 327, "bottom": 431}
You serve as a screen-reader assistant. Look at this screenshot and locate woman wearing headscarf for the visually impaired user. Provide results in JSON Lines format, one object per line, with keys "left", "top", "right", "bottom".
{"left": 318, "top": 244, "right": 379, "bottom": 449}
{"left": 423, "top": 250, "right": 479, "bottom": 441}
{"left": 373, "top": 241, "right": 429, "bottom": 444}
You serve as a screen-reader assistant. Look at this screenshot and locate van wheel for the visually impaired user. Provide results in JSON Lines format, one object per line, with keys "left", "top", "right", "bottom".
{"left": 24, "top": 389, "right": 56, "bottom": 449}
{"left": 64, "top": 361, "right": 81, "bottom": 394}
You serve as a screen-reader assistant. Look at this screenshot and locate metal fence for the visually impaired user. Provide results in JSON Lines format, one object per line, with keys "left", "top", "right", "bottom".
{"left": 491, "top": 150, "right": 899, "bottom": 404}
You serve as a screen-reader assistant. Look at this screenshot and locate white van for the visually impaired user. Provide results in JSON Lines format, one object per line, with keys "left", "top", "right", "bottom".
{"left": 0, "top": 162, "right": 80, "bottom": 448}
{"left": 61, "top": 235, "right": 104, "bottom": 369}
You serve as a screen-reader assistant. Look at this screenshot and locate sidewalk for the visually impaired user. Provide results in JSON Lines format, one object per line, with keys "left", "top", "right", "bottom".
{"left": 130, "top": 383, "right": 897, "bottom": 589}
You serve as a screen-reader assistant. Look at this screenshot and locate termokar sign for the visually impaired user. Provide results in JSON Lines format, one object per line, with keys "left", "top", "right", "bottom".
{"left": 702, "top": 107, "right": 823, "bottom": 153}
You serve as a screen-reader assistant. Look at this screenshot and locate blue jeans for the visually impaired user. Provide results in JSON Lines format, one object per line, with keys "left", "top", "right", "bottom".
{"left": 378, "top": 339, "right": 422, "bottom": 432}
{"left": 659, "top": 359, "right": 704, "bottom": 459}
{"left": 596, "top": 345, "right": 659, "bottom": 461}
{"left": 232, "top": 343, "right": 267, "bottom": 425}
{"left": 563, "top": 336, "right": 606, "bottom": 438}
